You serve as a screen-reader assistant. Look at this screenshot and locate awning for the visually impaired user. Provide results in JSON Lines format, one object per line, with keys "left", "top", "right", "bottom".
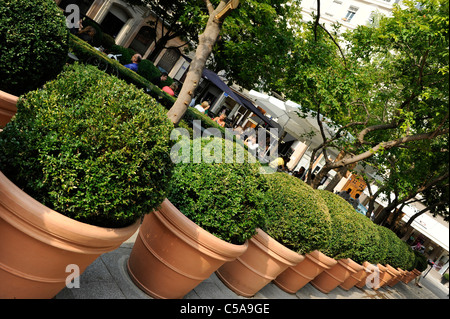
{"left": 201, "top": 69, "right": 276, "bottom": 128}
{"left": 402, "top": 205, "right": 449, "bottom": 252}
{"left": 202, "top": 69, "right": 244, "bottom": 106}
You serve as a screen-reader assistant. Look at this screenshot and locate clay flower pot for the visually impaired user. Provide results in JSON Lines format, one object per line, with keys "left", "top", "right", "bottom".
{"left": 273, "top": 250, "right": 337, "bottom": 294}
{"left": 384, "top": 264, "right": 401, "bottom": 287}
{"left": 310, "top": 258, "right": 364, "bottom": 293}
{"left": 127, "top": 199, "right": 248, "bottom": 299}
{"left": 0, "top": 90, "right": 18, "bottom": 127}
{"left": 0, "top": 172, "right": 140, "bottom": 299}
{"left": 356, "top": 262, "right": 379, "bottom": 289}
{"left": 402, "top": 269, "right": 422, "bottom": 284}
{"left": 338, "top": 260, "right": 367, "bottom": 291}
{"left": 215, "top": 228, "right": 305, "bottom": 297}
{"left": 388, "top": 268, "right": 405, "bottom": 287}
{"left": 377, "top": 264, "right": 398, "bottom": 289}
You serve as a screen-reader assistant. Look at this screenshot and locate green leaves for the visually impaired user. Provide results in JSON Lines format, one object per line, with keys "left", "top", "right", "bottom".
{"left": 262, "top": 173, "right": 332, "bottom": 255}
{"left": 0, "top": 63, "right": 174, "bottom": 228}
{"left": 168, "top": 138, "right": 267, "bottom": 245}
{"left": 0, "top": 0, "right": 69, "bottom": 96}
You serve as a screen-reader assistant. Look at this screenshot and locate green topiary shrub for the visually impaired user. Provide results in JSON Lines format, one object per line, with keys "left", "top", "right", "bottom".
{"left": 167, "top": 137, "right": 267, "bottom": 245}
{"left": 376, "top": 226, "right": 416, "bottom": 269}
{"left": 137, "top": 59, "right": 164, "bottom": 83}
{"left": 316, "top": 190, "right": 374, "bottom": 262}
{"left": 0, "top": 63, "right": 174, "bottom": 228}
{"left": 109, "top": 44, "right": 137, "bottom": 65}
{"left": 0, "top": 0, "right": 69, "bottom": 96}
{"left": 261, "top": 173, "right": 332, "bottom": 255}
{"left": 412, "top": 250, "right": 428, "bottom": 272}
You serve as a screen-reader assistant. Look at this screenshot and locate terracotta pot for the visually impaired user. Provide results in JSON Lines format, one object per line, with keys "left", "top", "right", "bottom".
{"left": 378, "top": 264, "right": 398, "bottom": 289}
{"left": 127, "top": 199, "right": 248, "bottom": 299}
{"left": 215, "top": 228, "right": 304, "bottom": 297}
{"left": 0, "top": 171, "right": 140, "bottom": 299}
{"left": 355, "top": 262, "right": 378, "bottom": 289}
{"left": 388, "top": 268, "right": 405, "bottom": 287}
{"left": 339, "top": 260, "right": 367, "bottom": 291}
{"left": 273, "top": 250, "right": 337, "bottom": 294}
{"left": 0, "top": 90, "right": 18, "bottom": 127}
{"left": 385, "top": 265, "right": 401, "bottom": 287}
{"left": 405, "top": 269, "right": 422, "bottom": 284}
{"left": 310, "top": 258, "right": 363, "bottom": 293}
{"left": 401, "top": 270, "right": 415, "bottom": 284}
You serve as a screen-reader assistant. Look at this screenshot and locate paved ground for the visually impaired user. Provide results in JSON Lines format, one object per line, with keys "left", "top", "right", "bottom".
{"left": 55, "top": 228, "right": 449, "bottom": 303}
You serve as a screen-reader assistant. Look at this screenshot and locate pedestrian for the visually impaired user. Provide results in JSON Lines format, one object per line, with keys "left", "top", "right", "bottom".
{"left": 194, "top": 101, "right": 210, "bottom": 114}
{"left": 161, "top": 82, "right": 178, "bottom": 96}
{"left": 151, "top": 72, "right": 168, "bottom": 88}
{"left": 77, "top": 25, "right": 96, "bottom": 45}
{"left": 123, "top": 53, "right": 142, "bottom": 72}
{"left": 351, "top": 193, "right": 361, "bottom": 210}
{"left": 338, "top": 188, "right": 352, "bottom": 202}
{"left": 213, "top": 113, "right": 227, "bottom": 127}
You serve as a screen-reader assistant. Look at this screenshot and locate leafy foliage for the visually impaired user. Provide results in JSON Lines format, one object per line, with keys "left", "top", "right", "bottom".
{"left": 0, "top": 63, "right": 174, "bottom": 228}
{"left": 317, "top": 190, "right": 416, "bottom": 269}
{"left": 0, "top": 0, "right": 69, "bottom": 95}
{"left": 167, "top": 137, "right": 267, "bottom": 245}
{"left": 261, "top": 173, "right": 332, "bottom": 254}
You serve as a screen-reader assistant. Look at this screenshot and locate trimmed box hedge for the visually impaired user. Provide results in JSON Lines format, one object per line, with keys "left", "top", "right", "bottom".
{"left": 0, "top": 63, "right": 174, "bottom": 228}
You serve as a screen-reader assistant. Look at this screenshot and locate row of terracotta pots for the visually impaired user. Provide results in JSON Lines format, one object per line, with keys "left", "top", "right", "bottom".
{"left": 127, "top": 199, "right": 423, "bottom": 298}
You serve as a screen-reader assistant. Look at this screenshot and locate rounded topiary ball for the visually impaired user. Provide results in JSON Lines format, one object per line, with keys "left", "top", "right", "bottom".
{"left": 167, "top": 137, "right": 267, "bottom": 245}
{"left": 0, "top": 63, "right": 174, "bottom": 228}
{"left": 262, "top": 173, "right": 332, "bottom": 255}
{"left": 0, "top": 0, "right": 69, "bottom": 96}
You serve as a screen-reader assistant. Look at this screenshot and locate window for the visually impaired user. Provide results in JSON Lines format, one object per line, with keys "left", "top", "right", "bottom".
{"left": 343, "top": 6, "right": 358, "bottom": 22}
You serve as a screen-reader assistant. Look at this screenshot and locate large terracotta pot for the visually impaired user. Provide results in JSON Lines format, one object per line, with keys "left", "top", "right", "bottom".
{"left": 384, "top": 264, "right": 401, "bottom": 287}
{"left": 310, "top": 258, "right": 363, "bottom": 294}
{"left": 356, "top": 262, "right": 379, "bottom": 289}
{"left": 273, "top": 250, "right": 337, "bottom": 294}
{"left": 377, "top": 264, "right": 398, "bottom": 289}
{"left": 0, "top": 171, "right": 140, "bottom": 299}
{"left": 338, "top": 260, "right": 367, "bottom": 291}
{"left": 127, "top": 199, "right": 248, "bottom": 299}
{"left": 0, "top": 90, "right": 18, "bottom": 127}
{"left": 215, "top": 228, "right": 304, "bottom": 297}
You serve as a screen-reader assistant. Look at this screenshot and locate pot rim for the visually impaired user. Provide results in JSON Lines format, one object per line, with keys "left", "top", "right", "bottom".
{"left": 152, "top": 198, "right": 248, "bottom": 260}
{"left": 0, "top": 171, "right": 139, "bottom": 254}
{"left": 249, "top": 228, "right": 305, "bottom": 266}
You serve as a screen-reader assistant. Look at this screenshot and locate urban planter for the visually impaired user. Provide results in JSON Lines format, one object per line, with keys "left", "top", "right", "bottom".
{"left": 0, "top": 171, "right": 139, "bottom": 299}
{"left": 384, "top": 265, "right": 401, "bottom": 287}
{"left": 273, "top": 250, "right": 338, "bottom": 294}
{"left": 339, "top": 260, "right": 368, "bottom": 291}
{"left": 0, "top": 90, "right": 18, "bottom": 127}
{"left": 378, "top": 264, "right": 398, "bottom": 289}
{"left": 127, "top": 199, "right": 249, "bottom": 299}
{"left": 215, "top": 228, "right": 305, "bottom": 297}
{"left": 402, "top": 269, "right": 422, "bottom": 284}
{"left": 388, "top": 268, "right": 406, "bottom": 287}
{"left": 354, "top": 262, "right": 376, "bottom": 289}
{"left": 310, "top": 258, "right": 363, "bottom": 294}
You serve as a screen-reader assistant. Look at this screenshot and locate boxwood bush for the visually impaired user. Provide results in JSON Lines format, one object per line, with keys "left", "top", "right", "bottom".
{"left": 0, "top": 0, "right": 69, "bottom": 96}
{"left": 261, "top": 173, "right": 332, "bottom": 255}
{"left": 316, "top": 190, "right": 377, "bottom": 263}
{"left": 0, "top": 63, "right": 174, "bottom": 228}
{"left": 167, "top": 137, "right": 267, "bottom": 245}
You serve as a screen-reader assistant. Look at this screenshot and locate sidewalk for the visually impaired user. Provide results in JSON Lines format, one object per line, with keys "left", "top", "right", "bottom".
{"left": 55, "top": 229, "right": 449, "bottom": 301}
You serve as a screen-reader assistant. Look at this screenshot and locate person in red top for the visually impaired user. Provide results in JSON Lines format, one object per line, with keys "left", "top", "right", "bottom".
{"left": 162, "top": 82, "right": 178, "bottom": 96}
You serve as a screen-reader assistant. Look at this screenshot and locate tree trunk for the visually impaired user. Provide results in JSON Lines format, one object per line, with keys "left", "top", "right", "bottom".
{"left": 167, "top": 5, "right": 225, "bottom": 125}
